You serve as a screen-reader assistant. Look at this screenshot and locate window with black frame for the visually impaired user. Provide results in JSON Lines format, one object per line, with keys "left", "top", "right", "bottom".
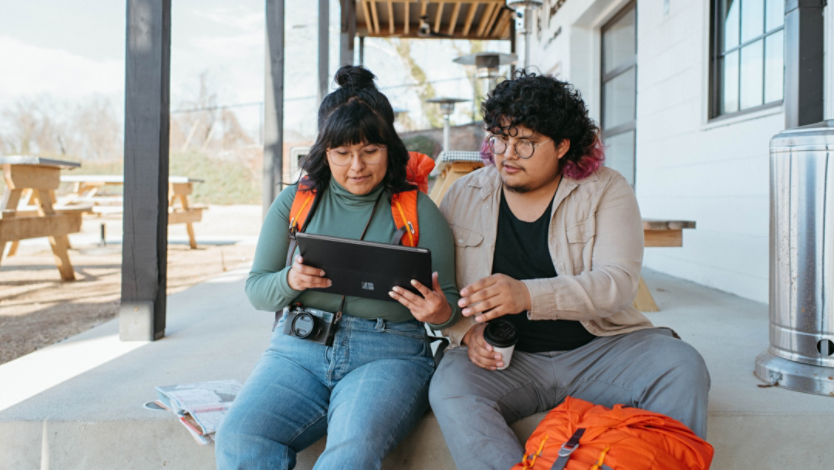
{"left": 711, "top": 0, "right": 784, "bottom": 118}
{"left": 601, "top": 2, "right": 637, "bottom": 186}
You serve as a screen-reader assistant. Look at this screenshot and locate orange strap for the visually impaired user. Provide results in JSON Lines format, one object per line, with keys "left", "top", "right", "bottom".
{"left": 289, "top": 181, "right": 421, "bottom": 247}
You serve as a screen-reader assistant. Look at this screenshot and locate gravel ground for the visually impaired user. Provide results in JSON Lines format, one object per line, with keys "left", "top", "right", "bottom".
{"left": 0, "top": 205, "right": 262, "bottom": 365}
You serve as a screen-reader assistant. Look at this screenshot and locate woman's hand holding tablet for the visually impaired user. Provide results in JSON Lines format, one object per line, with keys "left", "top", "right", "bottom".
{"left": 389, "top": 272, "right": 453, "bottom": 325}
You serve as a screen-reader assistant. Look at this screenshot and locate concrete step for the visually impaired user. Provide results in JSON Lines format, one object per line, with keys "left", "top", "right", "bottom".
{"left": 1, "top": 269, "right": 832, "bottom": 469}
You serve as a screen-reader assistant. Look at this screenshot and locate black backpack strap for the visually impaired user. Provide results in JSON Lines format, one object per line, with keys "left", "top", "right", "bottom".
{"left": 549, "top": 428, "right": 586, "bottom": 470}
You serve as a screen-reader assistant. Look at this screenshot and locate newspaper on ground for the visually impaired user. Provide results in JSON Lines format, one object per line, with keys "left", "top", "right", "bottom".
{"left": 144, "top": 379, "right": 243, "bottom": 445}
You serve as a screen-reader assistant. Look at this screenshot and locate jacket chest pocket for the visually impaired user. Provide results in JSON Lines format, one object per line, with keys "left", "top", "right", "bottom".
{"left": 565, "top": 219, "right": 595, "bottom": 273}
{"left": 452, "top": 224, "right": 484, "bottom": 288}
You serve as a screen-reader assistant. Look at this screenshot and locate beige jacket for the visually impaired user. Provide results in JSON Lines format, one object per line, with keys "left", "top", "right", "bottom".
{"left": 439, "top": 165, "right": 655, "bottom": 347}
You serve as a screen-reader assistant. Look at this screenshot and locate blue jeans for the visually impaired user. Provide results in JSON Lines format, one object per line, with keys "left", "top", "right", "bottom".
{"left": 216, "top": 315, "right": 435, "bottom": 470}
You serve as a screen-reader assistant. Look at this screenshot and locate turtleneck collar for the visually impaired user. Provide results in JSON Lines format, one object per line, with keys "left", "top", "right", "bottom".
{"left": 328, "top": 178, "right": 385, "bottom": 206}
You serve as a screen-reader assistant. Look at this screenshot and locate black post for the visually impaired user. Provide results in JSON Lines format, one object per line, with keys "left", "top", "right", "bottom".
{"left": 318, "top": 0, "right": 330, "bottom": 104}
{"left": 784, "top": 0, "right": 825, "bottom": 128}
{"left": 120, "top": 0, "right": 171, "bottom": 341}
{"left": 340, "top": 0, "right": 356, "bottom": 67}
{"left": 359, "top": 36, "right": 365, "bottom": 66}
{"left": 264, "top": 0, "right": 285, "bottom": 219}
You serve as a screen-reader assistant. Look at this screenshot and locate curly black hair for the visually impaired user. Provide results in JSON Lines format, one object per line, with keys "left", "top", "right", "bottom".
{"left": 482, "top": 70, "right": 604, "bottom": 179}
{"left": 300, "top": 65, "right": 414, "bottom": 195}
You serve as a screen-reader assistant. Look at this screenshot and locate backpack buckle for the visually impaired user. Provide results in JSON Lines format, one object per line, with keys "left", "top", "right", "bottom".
{"left": 558, "top": 442, "right": 580, "bottom": 458}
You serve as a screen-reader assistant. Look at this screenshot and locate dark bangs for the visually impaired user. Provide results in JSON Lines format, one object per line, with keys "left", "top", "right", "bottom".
{"left": 301, "top": 97, "right": 413, "bottom": 195}
{"left": 319, "top": 98, "right": 389, "bottom": 149}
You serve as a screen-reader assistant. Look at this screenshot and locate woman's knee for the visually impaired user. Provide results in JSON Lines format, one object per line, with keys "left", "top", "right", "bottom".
{"left": 647, "top": 334, "right": 711, "bottom": 394}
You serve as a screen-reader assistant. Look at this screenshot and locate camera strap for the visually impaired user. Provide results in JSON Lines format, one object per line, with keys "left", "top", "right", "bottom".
{"left": 334, "top": 189, "right": 385, "bottom": 323}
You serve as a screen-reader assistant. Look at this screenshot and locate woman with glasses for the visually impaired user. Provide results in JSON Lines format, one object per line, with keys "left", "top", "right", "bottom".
{"left": 216, "top": 66, "right": 461, "bottom": 470}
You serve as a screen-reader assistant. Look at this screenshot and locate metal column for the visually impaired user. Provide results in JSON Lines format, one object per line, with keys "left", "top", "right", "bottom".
{"left": 120, "top": 0, "right": 171, "bottom": 341}
{"left": 264, "top": 0, "right": 285, "bottom": 218}
{"left": 340, "top": 0, "right": 356, "bottom": 66}
{"left": 784, "top": 0, "right": 825, "bottom": 128}
{"left": 318, "top": 0, "right": 330, "bottom": 104}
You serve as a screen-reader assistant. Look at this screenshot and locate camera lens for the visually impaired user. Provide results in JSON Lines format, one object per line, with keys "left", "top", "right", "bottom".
{"left": 292, "top": 313, "right": 317, "bottom": 338}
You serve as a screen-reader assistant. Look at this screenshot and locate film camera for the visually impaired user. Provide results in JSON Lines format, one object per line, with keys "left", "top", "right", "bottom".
{"left": 283, "top": 304, "right": 339, "bottom": 346}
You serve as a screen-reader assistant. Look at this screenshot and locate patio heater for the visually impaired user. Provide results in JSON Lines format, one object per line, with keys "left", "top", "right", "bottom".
{"left": 426, "top": 97, "right": 469, "bottom": 153}
{"left": 453, "top": 52, "right": 518, "bottom": 93}
{"left": 506, "top": 0, "right": 543, "bottom": 69}
{"left": 754, "top": 120, "right": 834, "bottom": 396}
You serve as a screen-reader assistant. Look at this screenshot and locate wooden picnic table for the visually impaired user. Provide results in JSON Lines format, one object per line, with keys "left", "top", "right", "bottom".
{"left": 60, "top": 175, "right": 207, "bottom": 249}
{"left": 634, "top": 219, "right": 697, "bottom": 312}
{"left": 0, "top": 156, "right": 90, "bottom": 280}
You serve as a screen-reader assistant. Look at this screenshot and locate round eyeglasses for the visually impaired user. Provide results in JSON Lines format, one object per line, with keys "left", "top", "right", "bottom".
{"left": 327, "top": 145, "right": 386, "bottom": 166}
{"left": 488, "top": 136, "right": 552, "bottom": 159}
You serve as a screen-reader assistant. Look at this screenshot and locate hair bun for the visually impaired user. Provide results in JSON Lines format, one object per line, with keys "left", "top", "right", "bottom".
{"left": 334, "top": 65, "right": 377, "bottom": 91}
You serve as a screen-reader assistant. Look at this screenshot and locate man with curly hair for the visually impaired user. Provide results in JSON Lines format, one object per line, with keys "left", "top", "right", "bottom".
{"left": 429, "top": 71, "right": 710, "bottom": 470}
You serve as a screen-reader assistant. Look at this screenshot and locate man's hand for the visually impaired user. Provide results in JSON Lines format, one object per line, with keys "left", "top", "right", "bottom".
{"left": 462, "top": 323, "right": 503, "bottom": 370}
{"left": 458, "top": 273, "right": 532, "bottom": 323}
{"left": 287, "top": 256, "right": 331, "bottom": 291}
{"left": 389, "top": 272, "right": 453, "bottom": 325}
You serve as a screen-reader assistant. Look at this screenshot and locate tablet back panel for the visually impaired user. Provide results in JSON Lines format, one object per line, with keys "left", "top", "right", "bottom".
{"left": 296, "top": 233, "right": 432, "bottom": 302}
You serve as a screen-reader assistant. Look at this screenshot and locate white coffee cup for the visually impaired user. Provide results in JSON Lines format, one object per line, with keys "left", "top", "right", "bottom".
{"left": 483, "top": 319, "right": 519, "bottom": 371}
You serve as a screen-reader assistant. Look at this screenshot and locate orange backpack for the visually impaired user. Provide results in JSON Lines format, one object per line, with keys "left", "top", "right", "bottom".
{"left": 511, "top": 397, "right": 714, "bottom": 470}
{"left": 288, "top": 151, "right": 435, "bottom": 247}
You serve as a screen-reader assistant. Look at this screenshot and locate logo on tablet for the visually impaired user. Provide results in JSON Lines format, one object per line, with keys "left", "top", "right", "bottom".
{"left": 361, "top": 282, "right": 374, "bottom": 291}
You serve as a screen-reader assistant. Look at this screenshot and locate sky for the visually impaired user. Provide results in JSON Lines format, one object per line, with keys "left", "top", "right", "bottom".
{"left": 0, "top": 0, "right": 511, "bottom": 142}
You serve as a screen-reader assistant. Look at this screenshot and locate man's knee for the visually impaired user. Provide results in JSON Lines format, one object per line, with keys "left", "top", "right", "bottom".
{"left": 643, "top": 333, "right": 711, "bottom": 395}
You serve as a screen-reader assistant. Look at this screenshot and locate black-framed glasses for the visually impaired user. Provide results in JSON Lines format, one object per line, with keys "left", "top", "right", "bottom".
{"left": 488, "top": 135, "right": 552, "bottom": 159}
{"left": 327, "top": 145, "right": 386, "bottom": 166}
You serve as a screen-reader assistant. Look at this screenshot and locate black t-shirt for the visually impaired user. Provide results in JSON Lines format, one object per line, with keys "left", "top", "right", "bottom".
{"left": 491, "top": 189, "right": 597, "bottom": 353}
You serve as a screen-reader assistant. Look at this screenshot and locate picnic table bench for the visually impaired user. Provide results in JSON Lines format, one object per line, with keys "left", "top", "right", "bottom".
{"left": 60, "top": 175, "right": 207, "bottom": 249}
{"left": 0, "top": 156, "right": 89, "bottom": 280}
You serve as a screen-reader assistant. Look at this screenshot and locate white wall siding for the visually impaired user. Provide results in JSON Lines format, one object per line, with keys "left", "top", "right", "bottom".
{"left": 526, "top": 0, "right": 792, "bottom": 302}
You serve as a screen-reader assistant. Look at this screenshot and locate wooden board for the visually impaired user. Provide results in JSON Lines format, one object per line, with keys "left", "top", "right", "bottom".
{"left": 3, "top": 165, "right": 61, "bottom": 190}
{"left": 643, "top": 219, "right": 696, "bottom": 230}
{"left": 633, "top": 276, "right": 660, "bottom": 312}
{"left": 644, "top": 229, "right": 683, "bottom": 247}
{"left": 0, "top": 214, "right": 83, "bottom": 241}
{"left": 167, "top": 208, "right": 203, "bottom": 225}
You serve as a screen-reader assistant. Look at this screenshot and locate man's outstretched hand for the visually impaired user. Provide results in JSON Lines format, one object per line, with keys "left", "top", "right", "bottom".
{"left": 458, "top": 274, "right": 531, "bottom": 323}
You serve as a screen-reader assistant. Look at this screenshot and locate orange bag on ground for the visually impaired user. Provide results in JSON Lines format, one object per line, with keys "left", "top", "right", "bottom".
{"left": 510, "top": 397, "right": 713, "bottom": 470}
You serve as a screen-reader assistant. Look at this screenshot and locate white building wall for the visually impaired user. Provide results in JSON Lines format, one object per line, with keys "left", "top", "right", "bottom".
{"left": 523, "top": 0, "right": 827, "bottom": 303}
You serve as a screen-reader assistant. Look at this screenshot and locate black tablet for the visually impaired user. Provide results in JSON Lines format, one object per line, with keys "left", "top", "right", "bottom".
{"left": 295, "top": 232, "right": 433, "bottom": 302}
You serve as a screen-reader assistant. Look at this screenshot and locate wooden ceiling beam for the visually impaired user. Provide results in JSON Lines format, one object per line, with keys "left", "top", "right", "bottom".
{"left": 404, "top": 1, "right": 410, "bottom": 34}
{"left": 462, "top": 2, "right": 478, "bottom": 36}
{"left": 476, "top": 3, "right": 496, "bottom": 36}
{"left": 481, "top": 3, "right": 500, "bottom": 37}
{"left": 491, "top": 8, "right": 511, "bottom": 38}
{"left": 448, "top": 3, "right": 461, "bottom": 35}
{"left": 434, "top": 2, "right": 445, "bottom": 33}
{"left": 361, "top": 1, "right": 374, "bottom": 34}
{"left": 370, "top": 1, "right": 380, "bottom": 34}
{"left": 388, "top": 1, "right": 395, "bottom": 34}
{"left": 362, "top": 25, "right": 506, "bottom": 40}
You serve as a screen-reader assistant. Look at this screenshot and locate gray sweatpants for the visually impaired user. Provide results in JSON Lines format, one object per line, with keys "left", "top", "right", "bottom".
{"left": 428, "top": 328, "right": 710, "bottom": 470}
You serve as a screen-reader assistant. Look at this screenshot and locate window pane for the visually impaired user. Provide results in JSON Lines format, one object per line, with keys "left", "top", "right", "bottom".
{"left": 603, "top": 68, "right": 636, "bottom": 130}
{"left": 603, "top": 7, "right": 636, "bottom": 74}
{"left": 724, "top": 0, "right": 740, "bottom": 51}
{"left": 765, "top": 0, "right": 783, "bottom": 31}
{"left": 765, "top": 31, "right": 784, "bottom": 103}
{"left": 722, "top": 51, "right": 740, "bottom": 114}
{"left": 604, "top": 131, "right": 635, "bottom": 186}
{"left": 741, "top": 0, "right": 764, "bottom": 43}
{"left": 740, "top": 41, "right": 764, "bottom": 109}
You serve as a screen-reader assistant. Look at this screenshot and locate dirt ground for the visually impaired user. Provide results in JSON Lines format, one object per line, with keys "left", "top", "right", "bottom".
{"left": 0, "top": 205, "right": 262, "bottom": 365}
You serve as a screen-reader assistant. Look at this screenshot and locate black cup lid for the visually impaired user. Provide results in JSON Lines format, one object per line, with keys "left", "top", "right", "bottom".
{"left": 483, "top": 319, "right": 518, "bottom": 348}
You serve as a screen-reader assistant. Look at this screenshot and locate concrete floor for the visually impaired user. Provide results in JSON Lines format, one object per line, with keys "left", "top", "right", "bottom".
{"left": 0, "top": 268, "right": 832, "bottom": 469}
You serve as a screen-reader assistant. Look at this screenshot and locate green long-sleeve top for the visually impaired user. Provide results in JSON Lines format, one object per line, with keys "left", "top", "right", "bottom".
{"left": 245, "top": 179, "right": 461, "bottom": 330}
